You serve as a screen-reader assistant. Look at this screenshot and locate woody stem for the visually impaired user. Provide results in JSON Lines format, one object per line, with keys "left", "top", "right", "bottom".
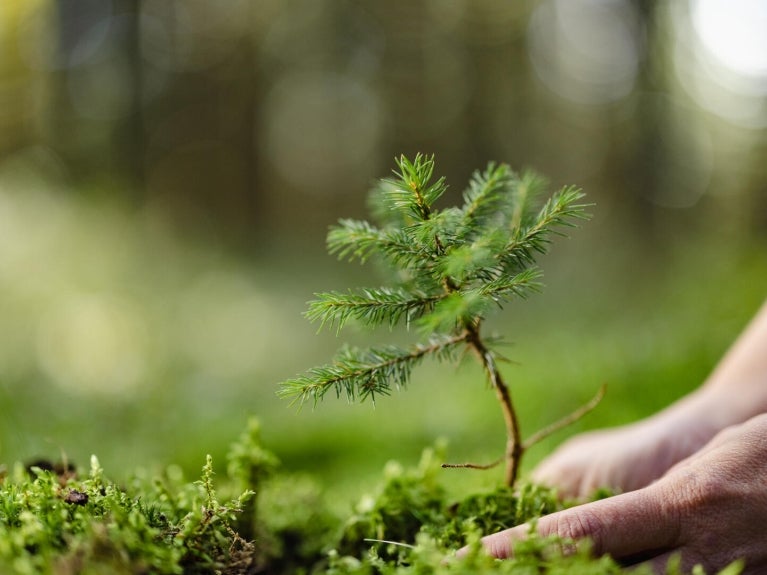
{"left": 465, "top": 322, "right": 522, "bottom": 487}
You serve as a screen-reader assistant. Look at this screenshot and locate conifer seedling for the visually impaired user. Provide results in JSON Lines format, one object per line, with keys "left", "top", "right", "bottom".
{"left": 279, "top": 154, "right": 602, "bottom": 487}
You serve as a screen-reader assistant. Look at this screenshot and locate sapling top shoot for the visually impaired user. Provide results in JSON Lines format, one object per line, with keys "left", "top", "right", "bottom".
{"left": 278, "top": 154, "right": 601, "bottom": 487}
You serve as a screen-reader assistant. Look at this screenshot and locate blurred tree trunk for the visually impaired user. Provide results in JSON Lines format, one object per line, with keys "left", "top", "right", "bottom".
{"left": 621, "top": 0, "right": 664, "bottom": 237}
{"left": 50, "top": 0, "right": 91, "bottom": 183}
{"left": 117, "top": 0, "right": 145, "bottom": 197}
{"left": 53, "top": 0, "right": 145, "bottom": 200}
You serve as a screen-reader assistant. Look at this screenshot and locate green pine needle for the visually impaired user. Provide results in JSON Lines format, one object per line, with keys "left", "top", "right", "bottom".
{"left": 327, "top": 219, "right": 431, "bottom": 269}
{"left": 460, "top": 162, "right": 515, "bottom": 234}
{"left": 380, "top": 154, "right": 447, "bottom": 221}
{"left": 306, "top": 288, "right": 443, "bottom": 332}
{"left": 277, "top": 333, "right": 469, "bottom": 406}
{"left": 478, "top": 267, "right": 544, "bottom": 303}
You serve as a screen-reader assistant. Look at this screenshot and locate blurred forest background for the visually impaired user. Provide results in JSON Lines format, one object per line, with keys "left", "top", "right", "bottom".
{"left": 0, "top": 0, "right": 766, "bottom": 497}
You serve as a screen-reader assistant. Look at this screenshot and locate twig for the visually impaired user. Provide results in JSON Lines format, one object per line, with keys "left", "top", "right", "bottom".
{"left": 441, "top": 457, "right": 502, "bottom": 470}
{"left": 364, "top": 539, "right": 416, "bottom": 549}
{"left": 522, "top": 383, "right": 606, "bottom": 450}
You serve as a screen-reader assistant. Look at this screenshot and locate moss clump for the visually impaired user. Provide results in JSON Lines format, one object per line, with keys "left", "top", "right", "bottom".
{"left": 0, "top": 425, "right": 743, "bottom": 574}
{"left": 0, "top": 454, "right": 253, "bottom": 575}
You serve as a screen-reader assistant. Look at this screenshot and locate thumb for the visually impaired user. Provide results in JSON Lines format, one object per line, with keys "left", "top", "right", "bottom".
{"left": 472, "top": 487, "right": 679, "bottom": 561}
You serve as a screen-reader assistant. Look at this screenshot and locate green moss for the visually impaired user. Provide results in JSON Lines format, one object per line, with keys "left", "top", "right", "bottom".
{"left": 0, "top": 455, "right": 252, "bottom": 574}
{"left": 0, "top": 428, "right": 743, "bottom": 574}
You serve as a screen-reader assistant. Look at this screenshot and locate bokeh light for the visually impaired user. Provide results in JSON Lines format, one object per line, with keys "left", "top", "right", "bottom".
{"left": 673, "top": 0, "right": 767, "bottom": 128}
{"left": 37, "top": 294, "right": 150, "bottom": 396}
{"left": 528, "top": 0, "right": 643, "bottom": 105}
{"left": 140, "top": 0, "right": 250, "bottom": 72}
{"left": 263, "top": 71, "right": 383, "bottom": 194}
{"left": 174, "top": 270, "right": 282, "bottom": 380}
{"left": 692, "top": 0, "right": 767, "bottom": 83}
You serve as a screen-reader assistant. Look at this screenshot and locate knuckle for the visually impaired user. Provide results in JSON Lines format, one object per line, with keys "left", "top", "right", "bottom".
{"left": 485, "top": 534, "right": 513, "bottom": 559}
{"left": 548, "top": 510, "right": 604, "bottom": 554}
{"left": 673, "top": 469, "right": 722, "bottom": 510}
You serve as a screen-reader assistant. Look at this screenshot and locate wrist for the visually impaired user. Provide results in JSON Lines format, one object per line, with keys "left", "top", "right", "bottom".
{"left": 665, "top": 384, "right": 759, "bottom": 435}
{"left": 645, "top": 389, "right": 728, "bottom": 446}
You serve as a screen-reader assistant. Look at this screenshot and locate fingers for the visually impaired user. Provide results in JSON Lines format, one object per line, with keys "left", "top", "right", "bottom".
{"left": 465, "top": 523, "right": 527, "bottom": 560}
{"left": 467, "top": 487, "right": 680, "bottom": 562}
{"left": 534, "top": 461, "right": 626, "bottom": 500}
{"left": 530, "top": 464, "right": 582, "bottom": 499}
{"left": 530, "top": 438, "right": 608, "bottom": 498}
{"left": 528, "top": 430, "right": 638, "bottom": 499}
{"left": 537, "top": 489, "right": 679, "bottom": 559}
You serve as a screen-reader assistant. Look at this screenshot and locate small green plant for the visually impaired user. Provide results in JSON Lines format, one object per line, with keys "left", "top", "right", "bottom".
{"left": 279, "top": 154, "right": 602, "bottom": 486}
{"left": 0, "top": 454, "right": 256, "bottom": 575}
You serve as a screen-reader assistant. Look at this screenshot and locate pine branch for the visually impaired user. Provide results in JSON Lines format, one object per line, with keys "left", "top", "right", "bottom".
{"left": 478, "top": 267, "right": 543, "bottom": 303}
{"left": 519, "top": 186, "right": 589, "bottom": 246}
{"left": 417, "top": 291, "right": 493, "bottom": 333}
{"left": 535, "top": 185, "right": 590, "bottom": 231}
{"left": 436, "top": 230, "right": 510, "bottom": 286}
{"left": 327, "top": 214, "right": 457, "bottom": 276}
{"left": 277, "top": 333, "right": 470, "bottom": 406}
{"left": 411, "top": 207, "right": 462, "bottom": 243}
{"left": 381, "top": 154, "right": 447, "bottom": 221}
{"left": 327, "top": 219, "right": 423, "bottom": 265}
{"left": 509, "top": 170, "right": 549, "bottom": 231}
{"left": 460, "top": 163, "right": 515, "bottom": 235}
{"left": 498, "top": 186, "right": 589, "bottom": 274}
{"left": 438, "top": 185, "right": 587, "bottom": 291}
{"left": 306, "top": 287, "right": 444, "bottom": 332}
{"left": 438, "top": 244, "right": 495, "bottom": 284}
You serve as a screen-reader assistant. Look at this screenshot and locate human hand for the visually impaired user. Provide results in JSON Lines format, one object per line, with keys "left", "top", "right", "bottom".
{"left": 532, "top": 394, "right": 723, "bottom": 498}
{"left": 457, "top": 413, "right": 767, "bottom": 574}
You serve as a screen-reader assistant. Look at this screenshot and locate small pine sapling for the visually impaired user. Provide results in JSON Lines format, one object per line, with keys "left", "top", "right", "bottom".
{"left": 279, "top": 154, "right": 602, "bottom": 487}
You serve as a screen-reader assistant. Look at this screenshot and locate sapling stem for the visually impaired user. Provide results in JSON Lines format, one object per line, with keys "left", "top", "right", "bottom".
{"left": 441, "top": 371, "right": 606, "bottom": 485}
{"left": 464, "top": 321, "right": 522, "bottom": 486}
